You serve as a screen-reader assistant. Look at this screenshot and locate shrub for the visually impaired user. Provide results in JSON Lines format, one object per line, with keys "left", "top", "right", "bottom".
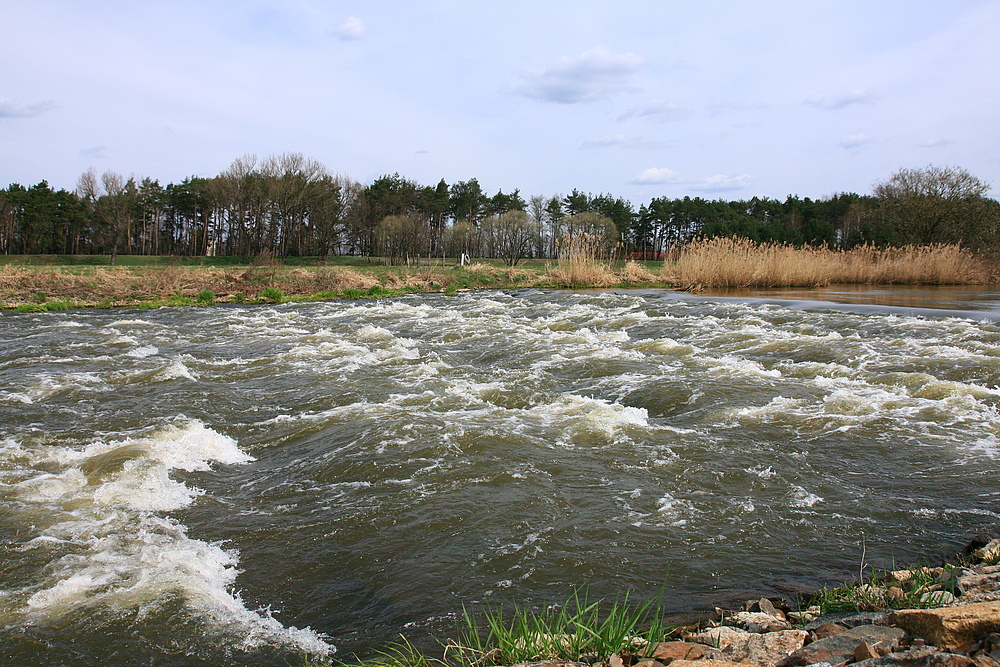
{"left": 196, "top": 289, "right": 215, "bottom": 305}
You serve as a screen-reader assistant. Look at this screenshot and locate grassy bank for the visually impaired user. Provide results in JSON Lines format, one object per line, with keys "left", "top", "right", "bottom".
{"left": 2, "top": 241, "right": 998, "bottom": 311}
{"left": 0, "top": 254, "right": 666, "bottom": 311}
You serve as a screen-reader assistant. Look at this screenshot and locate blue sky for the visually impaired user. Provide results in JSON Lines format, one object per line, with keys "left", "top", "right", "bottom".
{"left": 2, "top": 0, "right": 998, "bottom": 204}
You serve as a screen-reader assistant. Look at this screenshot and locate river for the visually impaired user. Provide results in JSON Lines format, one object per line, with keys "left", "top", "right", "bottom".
{"left": 1, "top": 287, "right": 999, "bottom": 666}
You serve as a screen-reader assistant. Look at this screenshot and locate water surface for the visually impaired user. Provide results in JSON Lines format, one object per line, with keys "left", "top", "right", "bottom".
{"left": 2, "top": 288, "right": 999, "bottom": 665}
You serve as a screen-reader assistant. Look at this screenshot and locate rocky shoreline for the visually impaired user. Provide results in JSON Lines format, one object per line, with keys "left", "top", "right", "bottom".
{"left": 512, "top": 539, "right": 1000, "bottom": 667}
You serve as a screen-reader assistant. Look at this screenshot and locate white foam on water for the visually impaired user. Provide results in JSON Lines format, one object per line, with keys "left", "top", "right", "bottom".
{"left": 633, "top": 337, "right": 695, "bottom": 356}
{"left": 4, "top": 419, "right": 334, "bottom": 657}
{"left": 156, "top": 359, "right": 198, "bottom": 382}
{"left": 0, "top": 390, "right": 33, "bottom": 404}
{"left": 656, "top": 493, "right": 693, "bottom": 525}
{"left": 527, "top": 395, "right": 650, "bottom": 442}
{"left": 21, "top": 371, "right": 108, "bottom": 402}
{"left": 126, "top": 345, "right": 159, "bottom": 359}
{"left": 791, "top": 486, "right": 823, "bottom": 508}
{"left": 109, "top": 319, "right": 156, "bottom": 327}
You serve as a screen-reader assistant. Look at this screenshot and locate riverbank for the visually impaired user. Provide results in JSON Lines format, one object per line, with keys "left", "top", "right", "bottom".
{"left": 2, "top": 243, "right": 999, "bottom": 312}
{"left": 0, "top": 256, "right": 669, "bottom": 311}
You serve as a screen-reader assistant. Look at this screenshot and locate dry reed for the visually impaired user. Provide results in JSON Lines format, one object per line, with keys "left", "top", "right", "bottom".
{"left": 547, "top": 233, "right": 619, "bottom": 287}
{"left": 616, "top": 260, "right": 658, "bottom": 283}
{"left": 667, "top": 238, "right": 995, "bottom": 289}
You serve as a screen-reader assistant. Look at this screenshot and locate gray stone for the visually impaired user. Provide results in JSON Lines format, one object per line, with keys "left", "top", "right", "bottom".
{"left": 785, "top": 625, "right": 907, "bottom": 667}
{"left": 804, "top": 611, "right": 893, "bottom": 631}
{"left": 723, "top": 610, "right": 792, "bottom": 633}
{"left": 687, "top": 626, "right": 752, "bottom": 650}
{"left": 851, "top": 646, "right": 944, "bottom": 667}
{"left": 719, "top": 629, "right": 809, "bottom": 666}
{"left": 921, "top": 590, "right": 958, "bottom": 606}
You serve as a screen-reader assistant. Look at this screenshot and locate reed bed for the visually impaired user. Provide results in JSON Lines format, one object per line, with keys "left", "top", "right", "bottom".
{"left": 667, "top": 238, "right": 995, "bottom": 289}
{"left": 547, "top": 233, "right": 620, "bottom": 287}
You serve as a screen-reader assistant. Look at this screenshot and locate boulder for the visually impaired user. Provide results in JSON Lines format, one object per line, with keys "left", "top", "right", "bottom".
{"left": 958, "top": 567, "right": 1000, "bottom": 603}
{"left": 852, "top": 646, "right": 974, "bottom": 667}
{"left": 804, "top": 611, "right": 894, "bottom": 630}
{"left": 723, "top": 610, "right": 792, "bottom": 633}
{"left": 668, "top": 660, "right": 749, "bottom": 667}
{"left": 688, "top": 626, "right": 754, "bottom": 650}
{"left": 719, "top": 629, "right": 809, "bottom": 666}
{"left": 975, "top": 539, "right": 1000, "bottom": 563}
{"left": 889, "top": 601, "right": 1000, "bottom": 651}
{"left": 811, "top": 623, "right": 850, "bottom": 640}
{"left": 785, "top": 625, "right": 907, "bottom": 666}
{"left": 648, "top": 641, "right": 707, "bottom": 663}
{"left": 921, "top": 591, "right": 958, "bottom": 606}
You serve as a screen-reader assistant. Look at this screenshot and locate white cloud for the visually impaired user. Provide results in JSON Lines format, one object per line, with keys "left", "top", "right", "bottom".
{"left": 704, "top": 101, "right": 768, "bottom": 117}
{"left": 0, "top": 98, "right": 55, "bottom": 118}
{"left": 631, "top": 167, "right": 684, "bottom": 184}
{"left": 917, "top": 138, "right": 955, "bottom": 148}
{"left": 515, "top": 46, "right": 644, "bottom": 104}
{"left": 691, "top": 173, "right": 751, "bottom": 192}
{"left": 837, "top": 133, "right": 874, "bottom": 149}
{"left": 631, "top": 168, "right": 750, "bottom": 192}
{"left": 333, "top": 16, "right": 366, "bottom": 41}
{"left": 579, "top": 134, "right": 675, "bottom": 150}
{"left": 617, "top": 100, "right": 691, "bottom": 123}
{"left": 804, "top": 89, "right": 877, "bottom": 110}
{"left": 80, "top": 146, "right": 108, "bottom": 159}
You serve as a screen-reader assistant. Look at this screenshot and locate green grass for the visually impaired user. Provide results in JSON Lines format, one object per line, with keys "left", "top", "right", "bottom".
{"left": 257, "top": 286, "right": 284, "bottom": 303}
{"left": 449, "top": 588, "right": 670, "bottom": 666}
{"left": 807, "top": 564, "right": 960, "bottom": 614}
{"left": 305, "top": 588, "right": 671, "bottom": 667}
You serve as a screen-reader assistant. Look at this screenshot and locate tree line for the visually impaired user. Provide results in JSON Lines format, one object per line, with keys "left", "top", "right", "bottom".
{"left": 2, "top": 156, "right": 998, "bottom": 263}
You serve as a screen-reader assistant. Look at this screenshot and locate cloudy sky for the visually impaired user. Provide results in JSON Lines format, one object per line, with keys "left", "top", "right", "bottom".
{"left": 2, "top": 0, "right": 999, "bottom": 205}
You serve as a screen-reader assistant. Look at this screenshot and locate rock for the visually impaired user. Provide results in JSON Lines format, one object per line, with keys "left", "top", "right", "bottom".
{"left": 719, "top": 629, "right": 809, "bottom": 666}
{"left": 811, "top": 623, "right": 849, "bottom": 640}
{"left": 632, "top": 660, "right": 665, "bottom": 667}
{"left": 668, "top": 660, "right": 748, "bottom": 667}
{"left": 513, "top": 662, "right": 589, "bottom": 667}
{"left": 723, "top": 610, "right": 792, "bottom": 633}
{"left": 855, "top": 641, "right": 881, "bottom": 662}
{"left": 889, "top": 587, "right": 908, "bottom": 603}
{"left": 804, "top": 611, "right": 893, "bottom": 630}
{"left": 921, "top": 591, "right": 958, "bottom": 606}
{"left": 760, "top": 598, "right": 780, "bottom": 618}
{"left": 688, "top": 626, "right": 753, "bottom": 650}
{"left": 889, "top": 601, "right": 1000, "bottom": 651}
{"left": 648, "top": 641, "right": 707, "bottom": 663}
{"left": 853, "top": 647, "right": 980, "bottom": 667}
{"left": 958, "top": 567, "right": 1000, "bottom": 601}
{"left": 975, "top": 539, "right": 1000, "bottom": 563}
{"left": 785, "top": 625, "right": 907, "bottom": 666}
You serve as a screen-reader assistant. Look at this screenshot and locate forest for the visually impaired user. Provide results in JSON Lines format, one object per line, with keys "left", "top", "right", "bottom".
{"left": 2, "top": 155, "right": 998, "bottom": 264}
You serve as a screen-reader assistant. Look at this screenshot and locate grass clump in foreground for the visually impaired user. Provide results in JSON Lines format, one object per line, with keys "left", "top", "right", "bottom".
{"left": 313, "top": 588, "right": 673, "bottom": 667}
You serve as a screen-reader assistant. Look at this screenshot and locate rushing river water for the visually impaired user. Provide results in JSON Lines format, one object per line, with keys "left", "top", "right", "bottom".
{"left": 2, "top": 288, "right": 999, "bottom": 666}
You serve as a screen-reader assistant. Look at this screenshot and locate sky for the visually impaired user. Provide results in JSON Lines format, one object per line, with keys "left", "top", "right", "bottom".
{"left": 2, "top": 0, "right": 999, "bottom": 206}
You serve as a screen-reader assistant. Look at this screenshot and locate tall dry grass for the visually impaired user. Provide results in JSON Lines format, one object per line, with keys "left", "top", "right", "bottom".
{"left": 666, "top": 238, "right": 995, "bottom": 289}
{"left": 547, "top": 233, "right": 620, "bottom": 287}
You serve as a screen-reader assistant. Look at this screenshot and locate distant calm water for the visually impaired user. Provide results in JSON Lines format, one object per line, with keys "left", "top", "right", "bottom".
{"left": 2, "top": 288, "right": 999, "bottom": 666}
